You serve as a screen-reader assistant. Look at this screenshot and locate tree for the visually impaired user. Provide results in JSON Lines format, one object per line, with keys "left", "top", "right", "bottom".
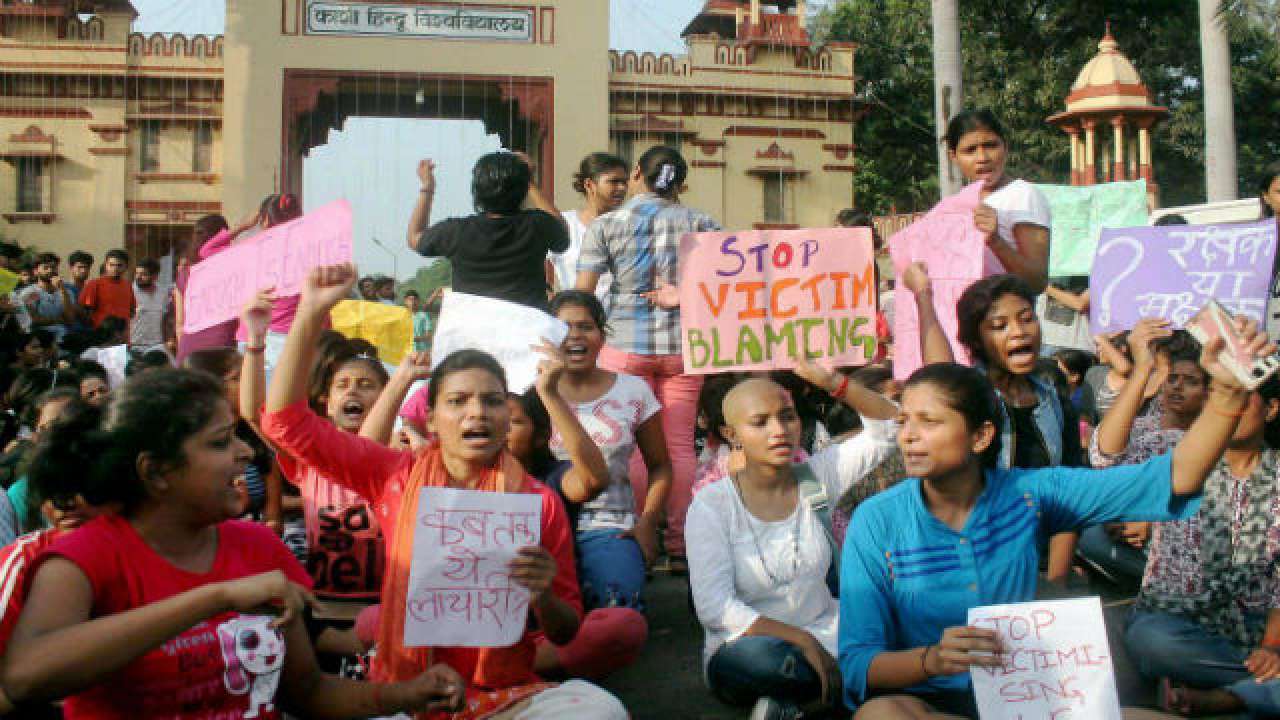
{"left": 821, "top": 0, "right": 1280, "bottom": 211}
{"left": 397, "top": 259, "right": 451, "bottom": 313}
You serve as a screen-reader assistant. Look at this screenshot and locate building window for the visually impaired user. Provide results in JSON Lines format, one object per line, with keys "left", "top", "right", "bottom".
{"left": 192, "top": 121, "right": 213, "bottom": 172}
{"left": 139, "top": 120, "right": 161, "bottom": 172}
{"left": 611, "top": 134, "right": 634, "bottom": 166}
{"left": 16, "top": 158, "right": 45, "bottom": 213}
{"left": 762, "top": 175, "right": 793, "bottom": 224}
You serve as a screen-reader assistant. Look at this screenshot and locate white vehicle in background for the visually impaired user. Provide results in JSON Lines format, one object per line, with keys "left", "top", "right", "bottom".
{"left": 1150, "top": 198, "right": 1266, "bottom": 225}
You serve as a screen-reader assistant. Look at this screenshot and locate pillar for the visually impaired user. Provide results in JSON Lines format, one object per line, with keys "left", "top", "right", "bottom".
{"left": 796, "top": 0, "right": 807, "bottom": 27}
{"left": 1111, "top": 116, "right": 1127, "bottom": 182}
{"left": 1137, "top": 123, "right": 1153, "bottom": 182}
{"left": 1067, "top": 128, "right": 1082, "bottom": 185}
{"left": 750, "top": 0, "right": 761, "bottom": 25}
{"left": 1199, "top": 0, "right": 1238, "bottom": 201}
{"left": 931, "top": 0, "right": 964, "bottom": 196}
{"left": 1083, "top": 120, "right": 1097, "bottom": 185}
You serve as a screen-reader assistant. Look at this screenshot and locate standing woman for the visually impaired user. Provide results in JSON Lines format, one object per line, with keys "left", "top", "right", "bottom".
{"left": 261, "top": 263, "right": 627, "bottom": 719}
{"left": 840, "top": 320, "right": 1272, "bottom": 718}
{"left": 550, "top": 153, "right": 629, "bottom": 308}
{"left": 946, "top": 109, "right": 1051, "bottom": 293}
{"left": 1, "top": 369, "right": 465, "bottom": 717}
{"left": 575, "top": 145, "right": 721, "bottom": 567}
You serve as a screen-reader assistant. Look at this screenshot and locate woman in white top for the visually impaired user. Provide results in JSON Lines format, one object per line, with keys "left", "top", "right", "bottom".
{"left": 549, "top": 153, "right": 628, "bottom": 307}
{"left": 946, "top": 109, "right": 1051, "bottom": 293}
{"left": 687, "top": 363, "right": 898, "bottom": 719}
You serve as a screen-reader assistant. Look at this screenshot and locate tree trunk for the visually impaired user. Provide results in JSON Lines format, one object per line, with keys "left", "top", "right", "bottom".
{"left": 1199, "top": 0, "right": 1239, "bottom": 201}
{"left": 931, "top": 0, "right": 963, "bottom": 198}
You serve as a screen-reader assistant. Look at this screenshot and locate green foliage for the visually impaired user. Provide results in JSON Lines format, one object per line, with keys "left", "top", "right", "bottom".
{"left": 822, "top": 0, "right": 1280, "bottom": 211}
{"left": 397, "top": 259, "right": 451, "bottom": 311}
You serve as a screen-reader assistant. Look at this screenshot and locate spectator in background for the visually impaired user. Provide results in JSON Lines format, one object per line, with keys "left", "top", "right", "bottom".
{"left": 14, "top": 263, "right": 32, "bottom": 291}
{"left": 130, "top": 258, "right": 168, "bottom": 352}
{"left": 73, "top": 360, "right": 110, "bottom": 408}
{"left": 552, "top": 152, "right": 629, "bottom": 308}
{"left": 80, "top": 249, "right": 134, "bottom": 329}
{"left": 358, "top": 276, "right": 378, "bottom": 302}
{"left": 1039, "top": 276, "right": 1093, "bottom": 356}
{"left": 18, "top": 252, "right": 73, "bottom": 343}
{"left": 374, "top": 276, "right": 396, "bottom": 305}
{"left": 403, "top": 290, "right": 432, "bottom": 353}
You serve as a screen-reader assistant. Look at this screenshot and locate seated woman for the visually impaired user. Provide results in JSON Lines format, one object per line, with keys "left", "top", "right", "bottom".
{"left": 839, "top": 317, "right": 1272, "bottom": 719}
{"left": 260, "top": 263, "right": 627, "bottom": 719}
{"left": 1, "top": 368, "right": 464, "bottom": 718}
{"left": 406, "top": 154, "right": 568, "bottom": 313}
{"left": 687, "top": 362, "right": 898, "bottom": 719}
{"left": 1124, "top": 377, "right": 1280, "bottom": 718}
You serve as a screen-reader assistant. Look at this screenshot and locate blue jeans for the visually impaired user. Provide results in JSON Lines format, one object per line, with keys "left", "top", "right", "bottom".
{"left": 1126, "top": 610, "right": 1280, "bottom": 717}
{"left": 1076, "top": 525, "right": 1147, "bottom": 591}
{"left": 576, "top": 528, "right": 646, "bottom": 611}
{"left": 707, "top": 636, "right": 822, "bottom": 708}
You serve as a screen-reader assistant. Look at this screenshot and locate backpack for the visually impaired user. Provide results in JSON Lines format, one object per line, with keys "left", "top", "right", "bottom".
{"left": 794, "top": 462, "right": 840, "bottom": 594}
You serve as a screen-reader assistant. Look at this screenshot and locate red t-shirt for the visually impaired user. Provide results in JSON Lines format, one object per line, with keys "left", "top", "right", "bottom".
{"left": 34, "top": 515, "right": 311, "bottom": 719}
{"left": 261, "top": 400, "right": 581, "bottom": 689}
{"left": 278, "top": 452, "right": 386, "bottom": 602}
{"left": 80, "top": 276, "right": 136, "bottom": 328}
{"left": 0, "top": 528, "right": 63, "bottom": 657}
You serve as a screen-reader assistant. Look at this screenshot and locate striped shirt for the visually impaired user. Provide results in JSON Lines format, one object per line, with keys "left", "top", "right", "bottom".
{"left": 838, "top": 454, "right": 1198, "bottom": 705}
{"left": 577, "top": 193, "right": 720, "bottom": 355}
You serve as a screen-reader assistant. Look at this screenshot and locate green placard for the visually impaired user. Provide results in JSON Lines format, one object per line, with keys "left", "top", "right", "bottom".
{"left": 1037, "top": 180, "right": 1149, "bottom": 277}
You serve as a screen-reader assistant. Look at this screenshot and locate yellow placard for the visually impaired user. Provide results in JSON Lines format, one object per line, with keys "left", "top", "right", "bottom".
{"left": 330, "top": 299, "right": 412, "bottom": 365}
{"left": 0, "top": 268, "right": 18, "bottom": 296}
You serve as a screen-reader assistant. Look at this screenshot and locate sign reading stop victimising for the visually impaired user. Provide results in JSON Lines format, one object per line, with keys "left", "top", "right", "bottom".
{"left": 678, "top": 228, "right": 878, "bottom": 374}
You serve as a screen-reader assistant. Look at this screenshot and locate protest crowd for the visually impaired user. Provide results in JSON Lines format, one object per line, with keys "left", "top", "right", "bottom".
{"left": 0, "top": 107, "right": 1278, "bottom": 720}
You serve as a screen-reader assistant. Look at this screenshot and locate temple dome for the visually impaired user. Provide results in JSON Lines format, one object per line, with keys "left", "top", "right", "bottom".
{"left": 1063, "top": 26, "right": 1156, "bottom": 113}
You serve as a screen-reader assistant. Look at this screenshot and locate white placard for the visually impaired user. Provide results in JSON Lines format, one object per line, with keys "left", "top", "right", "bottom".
{"left": 430, "top": 291, "right": 568, "bottom": 394}
{"left": 306, "top": 1, "right": 534, "bottom": 42}
{"left": 968, "top": 597, "right": 1121, "bottom": 720}
{"left": 404, "top": 486, "right": 542, "bottom": 648}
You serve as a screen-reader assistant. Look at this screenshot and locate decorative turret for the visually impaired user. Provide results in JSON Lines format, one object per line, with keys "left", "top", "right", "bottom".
{"left": 682, "top": 0, "right": 809, "bottom": 47}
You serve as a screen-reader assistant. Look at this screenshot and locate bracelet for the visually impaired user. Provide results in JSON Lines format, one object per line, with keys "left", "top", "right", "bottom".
{"left": 419, "top": 187, "right": 434, "bottom": 194}
{"left": 829, "top": 375, "right": 850, "bottom": 400}
{"left": 244, "top": 345, "right": 266, "bottom": 353}
{"left": 920, "top": 644, "right": 933, "bottom": 678}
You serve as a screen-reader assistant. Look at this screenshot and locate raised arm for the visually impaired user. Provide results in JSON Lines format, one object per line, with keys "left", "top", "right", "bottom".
{"left": 360, "top": 352, "right": 431, "bottom": 446}
{"left": 900, "top": 262, "right": 955, "bottom": 365}
{"left": 533, "top": 340, "right": 608, "bottom": 503}
{"left": 405, "top": 159, "right": 436, "bottom": 252}
{"left": 239, "top": 289, "right": 275, "bottom": 432}
{"left": 1045, "top": 286, "right": 1090, "bottom": 314}
{"left": 514, "top": 152, "right": 566, "bottom": 233}
{"left": 1094, "top": 319, "right": 1170, "bottom": 457}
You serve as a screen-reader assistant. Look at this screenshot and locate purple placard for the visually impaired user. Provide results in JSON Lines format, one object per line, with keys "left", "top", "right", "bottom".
{"left": 1090, "top": 220, "right": 1278, "bottom": 333}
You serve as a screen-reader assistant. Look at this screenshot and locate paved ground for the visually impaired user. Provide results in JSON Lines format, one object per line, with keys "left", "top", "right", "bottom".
{"left": 602, "top": 571, "right": 1218, "bottom": 720}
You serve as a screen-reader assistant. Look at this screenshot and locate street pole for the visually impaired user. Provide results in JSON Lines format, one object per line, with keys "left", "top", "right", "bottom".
{"left": 931, "top": 0, "right": 964, "bottom": 198}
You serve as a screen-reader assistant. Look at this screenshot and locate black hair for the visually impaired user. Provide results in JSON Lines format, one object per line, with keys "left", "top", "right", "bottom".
{"left": 374, "top": 276, "right": 395, "bottom": 289}
{"left": 25, "top": 329, "right": 55, "bottom": 352}
{"left": 903, "top": 363, "right": 1003, "bottom": 468}
{"left": 104, "top": 248, "right": 129, "bottom": 266}
{"left": 696, "top": 373, "right": 743, "bottom": 446}
{"left": 403, "top": 289, "right": 420, "bottom": 299}
{"left": 1159, "top": 330, "right": 1207, "bottom": 382}
{"left": 835, "top": 209, "right": 873, "bottom": 228}
{"left": 1052, "top": 349, "right": 1094, "bottom": 382}
{"left": 137, "top": 257, "right": 161, "bottom": 275}
{"left": 1256, "top": 374, "right": 1280, "bottom": 448}
{"left": 127, "top": 349, "right": 172, "bottom": 377}
{"left": 572, "top": 152, "right": 628, "bottom": 195}
{"left": 0, "top": 243, "right": 21, "bottom": 261}
{"left": 184, "top": 347, "right": 240, "bottom": 379}
{"left": 67, "top": 250, "right": 94, "bottom": 268}
{"left": 955, "top": 274, "right": 1038, "bottom": 364}
{"left": 511, "top": 388, "right": 557, "bottom": 476}
{"left": 1154, "top": 213, "right": 1189, "bottom": 226}
{"left": 471, "top": 152, "right": 531, "bottom": 215}
{"left": 1261, "top": 161, "right": 1280, "bottom": 219}
{"left": 308, "top": 337, "right": 388, "bottom": 414}
{"left": 72, "top": 360, "right": 108, "bottom": 385}
{"left": 95, "top": 316, "right": 128, "bottom": 344}
{"left": 26, "top": 369, "right": 227, "bottom": 513}
{"left": 945, "top": 109, "right": 1007, "bottom": 152}
{"left": 6, "top": 370, "right": 75, "bottom": 428}
{"left": 194, "top": 214, "right": 228, "bottom": 239}
{"left": 637, "top": 145, "right": 687, "bottom": 199}
{"left": 427, "top": 349, "right": 508, "bottom": 408}
{"left": 33, "top": 252, "right": 59, "bottom": 268}
{"left": 259, "top": 193, "right": 302, "bottom": 228}
{"left": 549, "top": 290, "right": 609, "bottom": 336}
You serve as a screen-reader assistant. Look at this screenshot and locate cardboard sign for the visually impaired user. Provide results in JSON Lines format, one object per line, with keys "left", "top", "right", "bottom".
{"left": 182, "top": 200, "right": 354, "bottom": 333}
{"left": 430, "top": 292, "right": 569, "bottom": 394}
{"left": 677, "top": 228, "right": 878, "bottom": 374}
{"left": 889, "top": 182, "right": 989, "bottom": 380}
{"left": 404, "top": 487, "right": 542, "bottom": 648}
{"left": 1090, "top": 220, "right": 1277, "bottom": 333}
{"left": 969, "top": 597, "right": 1122, "bottom": 720}
{"left": 1036, "top": 181, "right": 1148, "bottom": 277}
{"left": 330, "top": 299, "right": 413, "bottom": 365}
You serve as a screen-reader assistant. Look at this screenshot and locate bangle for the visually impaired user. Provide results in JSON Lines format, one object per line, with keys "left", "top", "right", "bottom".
{"left": 920, "top": 644, "right": 933, "bottom": 678}
{"left": 829, "top": 375, "right": 850, "bottom": 399}
{"left": 419, "top": 187, "right": 434, "bottom": 194}
{"left": 244, "top": 345, "right": 266, "bottom": 353}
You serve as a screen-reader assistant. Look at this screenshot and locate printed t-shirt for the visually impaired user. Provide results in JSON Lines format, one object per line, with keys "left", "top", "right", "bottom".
{"left": 278, "top": 451, "right": 385, "bottom": 603}
{"left": 415, "top": 209, "right": 569, "bottom": 312}
{"left": 549, "top": 373, "right": 660, "bottom": 532}
{"left": 80, "top": 276, "right": 136, "bottom": 328}
{"left": 35, "top": 514, "right": 311, "bottom": 719}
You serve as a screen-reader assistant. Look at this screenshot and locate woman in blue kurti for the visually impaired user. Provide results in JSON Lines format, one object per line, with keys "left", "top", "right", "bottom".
{"left": 840, "top": 318, "right": 1272, "bottom": 719}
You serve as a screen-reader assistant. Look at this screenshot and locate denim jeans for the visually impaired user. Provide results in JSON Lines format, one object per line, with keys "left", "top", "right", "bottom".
{"left": 1126, "top": 609, "right": 1280, "bottom": 717}
{"left": 1076, "top": 524, "right": 1147, "bottom": 591}
{"left": 706, "top": 636, "right": 822, "bottom": 708}
{"left": 576, "top": 528, "right": 646, "bottom": 611}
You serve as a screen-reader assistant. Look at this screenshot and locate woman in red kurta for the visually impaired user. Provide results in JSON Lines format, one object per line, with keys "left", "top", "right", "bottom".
{"left": 261, "top": 263, "right": 627, "bottom": 720}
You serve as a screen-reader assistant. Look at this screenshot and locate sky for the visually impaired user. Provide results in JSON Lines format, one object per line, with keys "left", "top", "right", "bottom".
{"left": 128, "top": 0, "right": 713, "bottom": 280}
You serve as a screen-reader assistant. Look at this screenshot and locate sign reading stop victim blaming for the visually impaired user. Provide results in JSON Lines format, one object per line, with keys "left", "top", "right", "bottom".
{"left": 968, "top": 598, "right": 1121, "bottom": 720}
{"left": 678, "top": 228, "right": 878, "bottom": 374}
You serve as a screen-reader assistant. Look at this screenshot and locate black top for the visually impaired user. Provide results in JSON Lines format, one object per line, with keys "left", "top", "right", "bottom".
{"left": 1007, "top": 404, "right": 1052, "bottom": 469}
{"left": 416, "top": 209, "right": 569, "bottom": 312}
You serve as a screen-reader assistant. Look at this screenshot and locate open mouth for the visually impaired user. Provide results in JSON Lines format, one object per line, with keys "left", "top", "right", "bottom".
{"left": 564, "top": 343, "right": 589, "bottom": 361}
{"left": 461, "top": 426, "right": 493, "bottom": 446}
{"left": 768, "top": 441, "right": 793, "bottom": 455}
{"left": 341, "top": 398, "right": 366, "bottom": 423}
{"left": 1005, "top": 342, "right": 1037, "bottom": 365}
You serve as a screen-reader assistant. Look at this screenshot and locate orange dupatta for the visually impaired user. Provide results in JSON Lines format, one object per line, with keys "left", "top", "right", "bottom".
{"left": 373, "top": 441, "right": 544, "bottom": 698}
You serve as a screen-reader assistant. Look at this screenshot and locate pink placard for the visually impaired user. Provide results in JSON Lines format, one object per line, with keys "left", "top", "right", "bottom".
{"left": 889, "top": 183, "right": 989, "bottom": 380}
{"left": 678, "top": 228, "right": 878, "bottom": 374}
{"left": 183, "top": 200, "right": 353, "bottom": 333}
